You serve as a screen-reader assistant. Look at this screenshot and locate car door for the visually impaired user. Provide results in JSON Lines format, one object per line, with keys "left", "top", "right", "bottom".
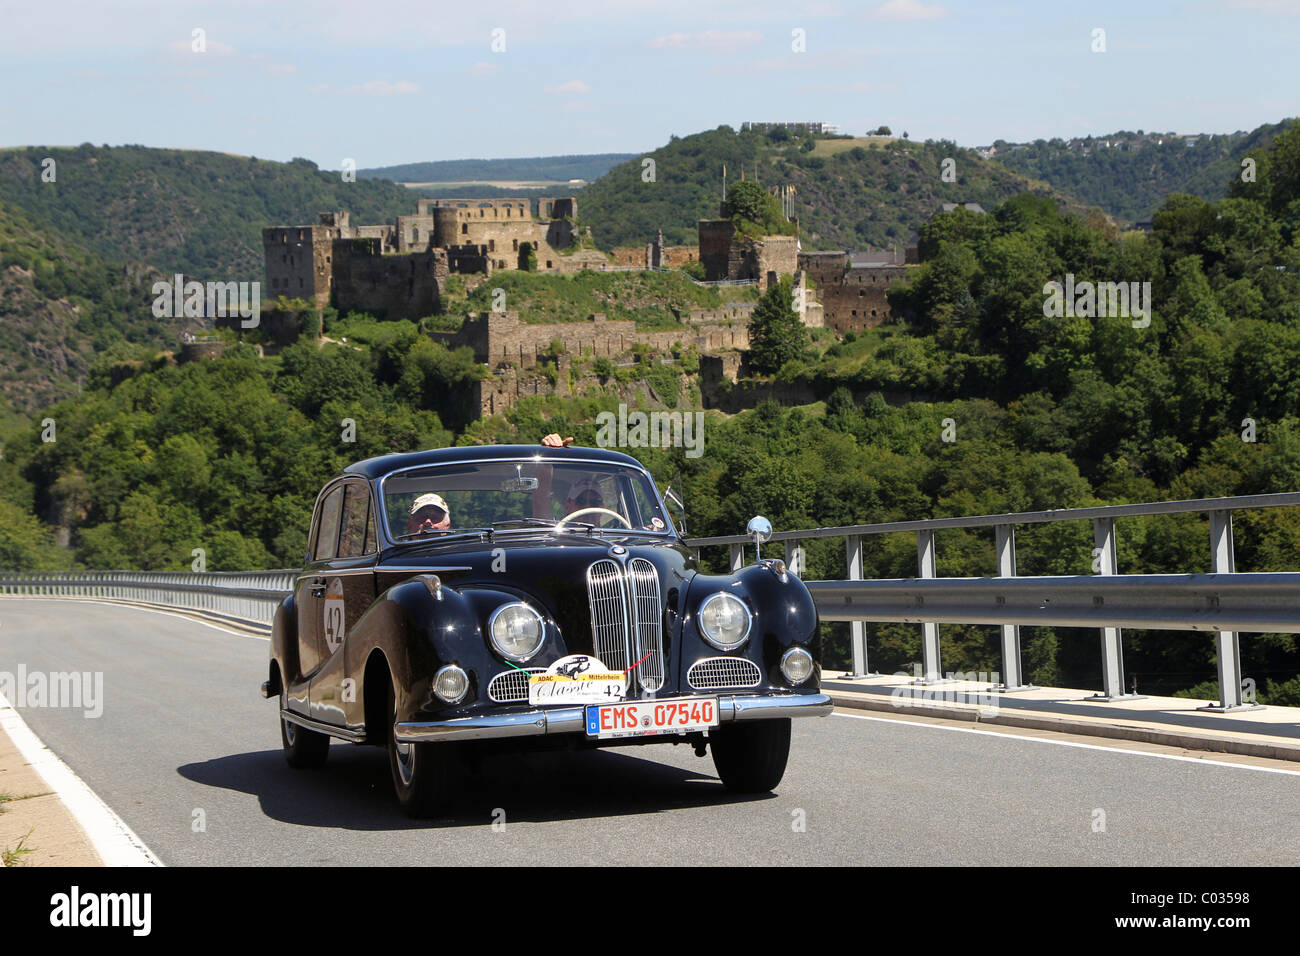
{"left": 309, "top": 479, "right": 378, "bottom": 726}
{"left": 296, "top": 482, "right": 345, "bottom": 687}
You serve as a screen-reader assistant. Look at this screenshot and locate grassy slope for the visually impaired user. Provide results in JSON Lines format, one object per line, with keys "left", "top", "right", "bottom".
{"left": 437, "top": 270, "right": 760, "bottom": 331}
{"left": 576, "top": 126, "right": 1095, "bottom": 251}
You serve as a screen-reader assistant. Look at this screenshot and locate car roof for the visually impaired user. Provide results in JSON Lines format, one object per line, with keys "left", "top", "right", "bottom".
{"left": 342, "top": 444, "right": 649, "bottom": 481}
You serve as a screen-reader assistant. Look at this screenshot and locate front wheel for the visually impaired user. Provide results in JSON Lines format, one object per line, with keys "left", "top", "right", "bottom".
{"left": 387, "top": 682, "right": 459, "bottom": 817}
{"left": 710, "top": 718, "right": 791, "bottom": 793}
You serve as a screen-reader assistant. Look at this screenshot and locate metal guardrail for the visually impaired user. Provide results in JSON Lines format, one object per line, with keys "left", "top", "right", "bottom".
{"left": 809, "top": 573, "right": 1300, "bottom": 633}
{"left": 5, "top": 490, "right": 1298, "bottom": 712}
{"left": 685, "top": 492, "right": 1300, "bottom": 711}
{"left": 0, "top": 571, "right": 295, "bottom": 629}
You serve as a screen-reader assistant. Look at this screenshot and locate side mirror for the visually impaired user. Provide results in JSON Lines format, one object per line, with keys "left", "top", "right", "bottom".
{"left": 747, "top": 515, "right": 772, "bottom": 560}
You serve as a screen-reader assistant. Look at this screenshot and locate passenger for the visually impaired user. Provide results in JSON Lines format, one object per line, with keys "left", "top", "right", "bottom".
{"left": 534, "top": 433, "right": 607, "bottom": 520}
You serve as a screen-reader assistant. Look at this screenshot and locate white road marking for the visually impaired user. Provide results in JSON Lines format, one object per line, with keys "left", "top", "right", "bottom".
{"left": 0, "top": 691, "right": 162, "bottom": 866}
{"left": 833, "top": 711, "right": 1300, "bottom": 776}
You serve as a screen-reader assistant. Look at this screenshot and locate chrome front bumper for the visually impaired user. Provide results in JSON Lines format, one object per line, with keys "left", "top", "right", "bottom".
{"left": 393, "top": 692, "right": 834, "bottom": 744}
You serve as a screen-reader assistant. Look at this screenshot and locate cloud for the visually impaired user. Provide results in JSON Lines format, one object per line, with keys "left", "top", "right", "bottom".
{"left": 545, "top": 79, "right": 592, "bottom": 95}
{"left": 648, "top": 30, "right": 763, "bottom": 53}
{"left": 866, "top": 0, "right": 947, "bottom": 20}
{"left": 468, "top": 61, "right": 502, "bottom": 76}
{"left": 342, "top": 80, "right": 421, "bottom": 96}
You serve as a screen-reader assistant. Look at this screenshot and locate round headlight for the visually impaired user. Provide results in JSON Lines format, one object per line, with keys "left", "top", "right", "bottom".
{"left": 489, "top": 603, "right": 545, "bottom": 662}
{"left": 433, "top": 664, "right": 469, "bottom": 703}
{"left": 781, "top": 646, "right": 814, "bottom": 685}
{"left": 698, "top": 591, "right": 751, "bottom": 650}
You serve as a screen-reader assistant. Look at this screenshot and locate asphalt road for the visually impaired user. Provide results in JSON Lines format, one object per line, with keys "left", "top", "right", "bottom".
{"left": 1, "top": 599, "right": 1297, "bottom": 866}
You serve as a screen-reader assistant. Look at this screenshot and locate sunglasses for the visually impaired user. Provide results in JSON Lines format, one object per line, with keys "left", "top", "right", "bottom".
{"left": 413, "top": 507, "right": 447, "bottom": 523}
{"left": 574, "top": 492, "right": 603, "bottom": 508}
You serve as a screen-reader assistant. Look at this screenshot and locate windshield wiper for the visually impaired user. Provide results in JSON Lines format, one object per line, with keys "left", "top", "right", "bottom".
{"left": 391, "top": 527, "right": 493, "bottom": 542}
{"left": 490, "top": 518, "right": 558, "bottom": 530}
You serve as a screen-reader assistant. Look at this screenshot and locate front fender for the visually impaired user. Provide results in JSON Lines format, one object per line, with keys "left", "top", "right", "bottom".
{"left": 348, "top": 577, "right": 568, "bottom": 726}
{"left": 683, "top": 564, "right": 820, "bottom": 688}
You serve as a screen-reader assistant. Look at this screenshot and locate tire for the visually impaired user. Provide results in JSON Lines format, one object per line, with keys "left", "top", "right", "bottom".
{"left": 710, "top": 718, "right": 791, "bottom": 793}
{"left": 280, "top": 700, "right": 331, "bottom": 769}
{"left": 386, "top": 681, "right": 458, "bottom": 817}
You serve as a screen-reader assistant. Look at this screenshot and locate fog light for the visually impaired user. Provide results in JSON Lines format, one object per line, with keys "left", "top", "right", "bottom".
{"left": 780, "top": 647, "right": 814, "bottom": 685}
{"left": 433, "top": 664, "right": 469, "bottom": 703}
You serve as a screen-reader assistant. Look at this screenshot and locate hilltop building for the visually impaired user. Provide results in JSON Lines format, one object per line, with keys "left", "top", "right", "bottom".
{"left": 742, "top": 122, "right": 840, "bottom": 135}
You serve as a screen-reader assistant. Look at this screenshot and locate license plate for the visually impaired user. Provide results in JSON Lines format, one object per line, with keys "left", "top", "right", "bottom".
{"left": 585, "top": 697, "right": 719, "bottom": 739}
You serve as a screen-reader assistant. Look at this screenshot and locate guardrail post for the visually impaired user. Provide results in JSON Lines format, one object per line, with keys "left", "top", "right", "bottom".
{"left": 844, "top": 535, "right": 875, "bottom": 677}
{"left": 915, "top": 530, "right": 948, "bottom": 684}
{"left": 993, "top": 524, "right": 1036, "bottom": 692}
{"left": 787, "top": 539, "right": 805, "bottom": 577}
{"left": 729, "top": 544, "right": 744, "bottom": 571}
{"left": 1203, "top": 511, "right": 1257, "bottom": 712}
{"left": 1091, "top": 518, "right": 1139, "bottom": 700}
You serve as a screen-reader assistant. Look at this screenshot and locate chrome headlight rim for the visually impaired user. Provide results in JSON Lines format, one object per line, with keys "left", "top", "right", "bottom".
{"left": 780, "top": 646, "right": 814, "bottom": 685}
{"left": 433, "top": 663, "right": 470, "bottom": 703}
{"left": 697, "top": 590, "right": 752, "bottom": 651}
{"left": 487, "top": 601, "right": 546, "bottom": 663}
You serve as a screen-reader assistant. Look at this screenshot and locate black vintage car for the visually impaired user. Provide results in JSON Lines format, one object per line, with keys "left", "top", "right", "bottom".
{"left": 262, "top": 443, "right": 831, "bottom": 816}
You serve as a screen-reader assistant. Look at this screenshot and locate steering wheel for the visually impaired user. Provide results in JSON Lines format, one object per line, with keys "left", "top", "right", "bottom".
{"left": 556, "top": 507, "right": 632, "bottom": 530}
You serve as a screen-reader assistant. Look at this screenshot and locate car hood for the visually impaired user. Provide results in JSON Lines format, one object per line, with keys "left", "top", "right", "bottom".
{"left": 374, "top": 533, "right": 698, "bottom": 655}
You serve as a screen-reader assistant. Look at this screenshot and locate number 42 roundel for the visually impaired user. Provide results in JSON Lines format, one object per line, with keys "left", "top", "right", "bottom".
{"left": 323, "top": 578, "right": 346, "bottom": 652}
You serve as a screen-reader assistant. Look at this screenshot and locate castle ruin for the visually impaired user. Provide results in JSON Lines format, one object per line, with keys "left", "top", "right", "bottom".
{"left": 263, "top": 197, "right": 599, "bottom": 320}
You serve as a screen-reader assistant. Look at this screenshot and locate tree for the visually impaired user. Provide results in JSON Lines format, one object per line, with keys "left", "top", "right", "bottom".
{"left": 722, "top": 180, "right": 781, "bottom": 227}
{"left": 747, "top": 276, "right": 808, "bottom": 374}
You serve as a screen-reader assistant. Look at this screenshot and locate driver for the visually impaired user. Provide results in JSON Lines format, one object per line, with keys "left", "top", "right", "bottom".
{"left": 406, "top": 493, "right": 451, "bottom": 536}
{"left": 564, "top": 475, "right": 605, "bottom": 516}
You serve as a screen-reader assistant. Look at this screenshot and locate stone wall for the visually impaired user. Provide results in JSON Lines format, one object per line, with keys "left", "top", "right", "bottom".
{"left": 332, "top": 241, "right": 449, "bottom": 320}
{"left": 698, "top": 221, "right": 736, "bottom": 281}
{"left": 608, "top": 244, "right": 699, "bottom": 268}
{"left": 698, "top": 221, "right": 798, "bottom": 290}
{"left": 263, "top": 224, "right": 335, "bottom": 310}
{"left": 430, "top": 310, "right": 751, "bottom": 368}
{"left": 798, "top": 251, "right": 912, "bottom": 332}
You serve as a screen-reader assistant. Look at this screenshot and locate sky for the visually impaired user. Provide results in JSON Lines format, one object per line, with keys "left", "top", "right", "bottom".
{"left": 1, "top": 0, "right": 1297, "bottom": 168}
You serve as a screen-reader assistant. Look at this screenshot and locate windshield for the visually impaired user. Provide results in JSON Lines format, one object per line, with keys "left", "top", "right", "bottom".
{"left": 380, "top": 459, "right": 671, "bottom": 542}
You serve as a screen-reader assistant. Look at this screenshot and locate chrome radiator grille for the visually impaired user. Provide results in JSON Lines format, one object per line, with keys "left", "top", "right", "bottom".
{"left": 487, "top": 668, "right": 546, "bottom": 703}
{"left": 687, "top": 656, "right": 762, "bottom": 690}
{"left": 585, "top": 557, "right": 665, "bottom": 693}
{"left": 627, "top": 559, "right": 664, "bottom": 691}
{"left": 586, "top": 559, "right": 630, "bottom": 672}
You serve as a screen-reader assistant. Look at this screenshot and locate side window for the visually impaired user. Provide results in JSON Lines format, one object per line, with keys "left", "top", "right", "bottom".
{"left": 338, "top": 482, "right": 370, "bottom": 559}
{"left": 313, "top": 485, "right": 344, "bottom": 561}
{"left": 364, "top": 500, "right": 377, "bottom": 554}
